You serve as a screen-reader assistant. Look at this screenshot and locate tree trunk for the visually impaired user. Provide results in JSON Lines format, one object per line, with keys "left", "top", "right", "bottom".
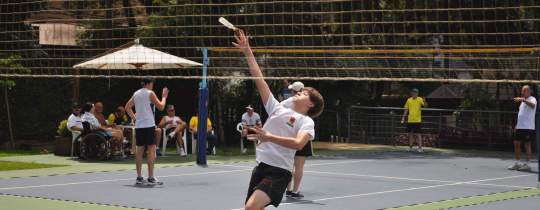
{"left": 4, "top": 79, "right": 14, "bottom": 149}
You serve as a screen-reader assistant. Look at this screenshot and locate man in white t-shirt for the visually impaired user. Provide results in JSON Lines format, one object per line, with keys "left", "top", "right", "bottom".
{"left": 233, "top": 30, "right": 324, "bottom": 209}
{"left": 508, "top": 85, "right": 537, "bottom": 172}
{"left": 241, "top": 104, "right": 263, "bottom": 153}
{"left": 67, "top": 102, "right": 83, "bottom": 132}
{"left": 157, "top": 105, "right": 187, "bottom": 157}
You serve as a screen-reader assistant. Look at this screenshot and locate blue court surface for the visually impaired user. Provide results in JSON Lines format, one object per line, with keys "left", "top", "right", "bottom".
{"left": 1, "top": 152, "right": 539, "bottom": 210}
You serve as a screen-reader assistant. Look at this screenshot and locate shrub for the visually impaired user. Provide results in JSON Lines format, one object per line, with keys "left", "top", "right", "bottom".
{"left": 57, "top": 120, "right": 70, "bottom": 137}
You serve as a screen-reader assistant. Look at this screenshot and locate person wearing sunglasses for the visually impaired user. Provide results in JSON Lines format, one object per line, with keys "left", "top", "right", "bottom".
{"left": 67, "top": 102, "right": 84, "bottom": 132}
{"left": 156, "top": 105, "right": 187, "bottom": 156}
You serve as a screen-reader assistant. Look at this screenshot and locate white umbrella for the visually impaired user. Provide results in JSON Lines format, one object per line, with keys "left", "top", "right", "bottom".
{"left": 73, "top": 39, "right": 202, "bottom": 70}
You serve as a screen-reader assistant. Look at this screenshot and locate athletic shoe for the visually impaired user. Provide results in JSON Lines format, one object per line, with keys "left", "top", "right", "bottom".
{"left": 167, "top": 132, "right": 176, "bottom": 139}
{"left": 508, "top": 163, "right": 522, "bottom": 170}
{"left": 179, "top": 148, "right": 186, "bottom": 157}
{"left": 241, "top": 148, "right": 247, "bottom": 154}
{"left": 136, "top": 177, "right": 146, "bottom": 184}
{"left": 517, "top": 164, "right": 531, "bottom": 171}
{"left": 285, "top": 190, "right": 292, "bottom": 197}
{"left": 116, "top": 152, "right": 127, "bottom": 159}
{"left": 406, "top": 147, "right": 413, "bottom": 152}
{"left": 156, "top": 149, "right": 162, "bottom": 156}
{"left": 417, "top": 147, "right": 423, "bottom": 153}
{"left": 290, "top": 192, "right": 304, "bottom": 199}
{"left": 147, "top": 177, "right": 163, "bottom": 185}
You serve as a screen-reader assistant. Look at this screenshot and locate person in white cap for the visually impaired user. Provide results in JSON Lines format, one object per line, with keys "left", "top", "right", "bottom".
{"left": 241, "top": 104, "right": 263, "bottom": 153}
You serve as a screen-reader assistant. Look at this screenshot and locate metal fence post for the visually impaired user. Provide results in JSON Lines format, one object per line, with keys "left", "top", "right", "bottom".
{"left": 391, "top": 114, "right": 395, "bottom": 146}
{"left": 438, "top": 112, "right": 442, "bottom": 148}
{"left": 336, "top": 113, "right": 340, "bottom": 143}
{"left": 488, "top": 114, "right": 492, "bottom": 151}
{"left": 348, "top": 107, "right": 351, "bottom": 143}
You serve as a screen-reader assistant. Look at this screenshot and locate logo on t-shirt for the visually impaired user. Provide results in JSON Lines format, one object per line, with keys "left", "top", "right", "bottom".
{"left": 286, "top": 117, "right": 296, "bottom": 127}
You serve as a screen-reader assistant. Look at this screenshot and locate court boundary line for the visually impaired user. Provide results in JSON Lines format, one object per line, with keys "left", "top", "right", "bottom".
{"left": 0, "top": 193, "right": 146, "bottom": 209}
{"left": 229, "top": 174, "right": 534, "bottom": 210}
{"left": 381, "top": 188, "right": 540, "bottom": 210}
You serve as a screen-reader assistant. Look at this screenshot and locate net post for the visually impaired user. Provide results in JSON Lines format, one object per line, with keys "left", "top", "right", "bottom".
{"left": 197, "top": 88, "right": 209, "bottom": 165}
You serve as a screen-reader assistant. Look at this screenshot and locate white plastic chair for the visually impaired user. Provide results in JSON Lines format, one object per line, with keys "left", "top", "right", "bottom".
{"left": 189, "top": 129, "right": 216, "bottom": 155}
{"left": 237, "top": 123, "right": 257, "bottom": 151}
{"left": 70, "top": 130, "right": 81, "bottom": 159}
{"left": 162, "top": 128, "right": 187, "bottom": 156}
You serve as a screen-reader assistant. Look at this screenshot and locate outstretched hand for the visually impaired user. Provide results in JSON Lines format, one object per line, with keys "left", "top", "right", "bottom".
{"left": 162, "top": 88, "right": 169, "bottom": 98}
{"left": 247, "top": 127, "right": 273, "bottom": 143}
{"left": 232, "top": 30, "right": 250, "bottom": 51}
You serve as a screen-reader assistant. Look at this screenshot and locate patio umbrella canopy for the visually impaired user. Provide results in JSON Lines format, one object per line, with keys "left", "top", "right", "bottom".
{"left": 73, "top": 39, "right": 203, "bottom": 70}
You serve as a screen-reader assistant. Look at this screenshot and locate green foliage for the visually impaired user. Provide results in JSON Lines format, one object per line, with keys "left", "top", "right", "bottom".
{"left": 0, "top": 150, "right": 47, "bottom": 157}
{"left": 0, "top": 161, "right": 69, "bottom": 171}
{"left": 57, "top": 120, "right": 70, "bottom": 137}
{"left": 0, "top": 55, "right": 31, "bottom": 89}
{"left": 460, "top": 83, "right": 494, "bottom": 111}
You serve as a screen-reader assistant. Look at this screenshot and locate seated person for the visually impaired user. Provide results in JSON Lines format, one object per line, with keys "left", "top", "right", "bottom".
{"left": 82, "top": 102, "right": 127, "bottom": 158}
{"left": 189, "top": 109, "right": 218, "bottom": 155}
{"left": 241, "top": 104, "right": 262, "bottom": 153}
{"left": 108, "top": 106, "right": 133, "bottom": 150}
{"left": 95, "top": 102, "right": 122, "bottom": 131}
{"left": 67, "top": 102, "right": 84, "bottom": 132}
{"left": 157, "top": 105, "right": 187, "bottom": 156}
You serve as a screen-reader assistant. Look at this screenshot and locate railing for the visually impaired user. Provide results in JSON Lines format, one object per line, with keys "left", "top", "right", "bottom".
{"left": 348, "top": 106, "right": 538, "bottom": 151}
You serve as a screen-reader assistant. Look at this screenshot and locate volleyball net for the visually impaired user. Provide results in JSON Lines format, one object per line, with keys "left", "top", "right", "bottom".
{"left": 1, "top": 0, "right": 540, "bottom": 82}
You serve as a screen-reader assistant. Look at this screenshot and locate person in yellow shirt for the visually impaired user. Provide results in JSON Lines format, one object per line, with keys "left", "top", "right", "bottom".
{"left": 189, "top": 109, "right": 218, "bottom": 155}
{"left": 401, "top": 88, "right": 428, "bottom": 152}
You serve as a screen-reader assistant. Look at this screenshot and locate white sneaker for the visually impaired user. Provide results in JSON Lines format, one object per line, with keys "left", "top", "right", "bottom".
{"left": 508, "top": 163, "right": 522, "bottom": 170}
{"left": 406, "top": 147, "right": 413, "bottom": 152}
{"left": 517, "top": 164, "right": 531, "bottom": 171}
{"left": 180, "top": 148, "right": 186, "bottom": 157}
{"left": 241, "top": 148, "right": 247, "bottom": 154}
{"left": 417, "top": 148, "right": 423, "bottom": 153}
{"left": 167, "top": 132, "right": 176, "bottom": 139}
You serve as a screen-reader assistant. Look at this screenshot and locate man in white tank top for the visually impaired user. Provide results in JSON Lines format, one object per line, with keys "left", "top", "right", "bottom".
{"left": 125, "top": 77, "right": 168, "bottom": 185}
{"left": 157, "top": 105, "right": 187, "bottom": 156}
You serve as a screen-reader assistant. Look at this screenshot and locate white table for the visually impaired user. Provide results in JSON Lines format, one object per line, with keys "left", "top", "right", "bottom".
{"left": 119, "top": 125, "right": 136, "bottom": 154}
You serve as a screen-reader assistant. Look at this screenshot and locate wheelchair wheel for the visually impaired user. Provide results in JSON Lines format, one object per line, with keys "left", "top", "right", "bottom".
{"left": 106, "top": 153, "right": 114, "bottom": 161}
{"left": 80, "top": 133, "right": 108, "bottom": 162}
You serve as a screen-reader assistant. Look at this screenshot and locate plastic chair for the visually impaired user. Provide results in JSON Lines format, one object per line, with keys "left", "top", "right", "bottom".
{"left": 70, "top": 130, "right": 81, "bottom": 159}
{"left": 189, "top": 129, "right": 216, "bottom": 155}
{"left": 162, "top": 128, "right": 187, "bottom": 156}
{"left": 237, "top": 123, "right": 256, "bottom": 151}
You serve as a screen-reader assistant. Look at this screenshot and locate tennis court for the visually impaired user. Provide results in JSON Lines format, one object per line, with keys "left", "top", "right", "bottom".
{"left": 1, "top": 148, "right": 538, "bottom": 210}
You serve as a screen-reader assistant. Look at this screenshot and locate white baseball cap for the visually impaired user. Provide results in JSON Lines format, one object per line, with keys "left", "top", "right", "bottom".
{"left": 246, "top": 104, "right": 254, "bottom": 110}
{"left": 288, "top": 82, "right": 304, "bottom": 92}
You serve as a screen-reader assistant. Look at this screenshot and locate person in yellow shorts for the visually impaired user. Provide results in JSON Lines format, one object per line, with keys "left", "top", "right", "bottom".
{"left": 401, "top": 88, "right": 428, "bottom": 152}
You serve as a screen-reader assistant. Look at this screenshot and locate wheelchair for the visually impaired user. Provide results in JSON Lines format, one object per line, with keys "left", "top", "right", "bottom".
{"left": 73, "top": 121, "right": 128, "bottom": 162}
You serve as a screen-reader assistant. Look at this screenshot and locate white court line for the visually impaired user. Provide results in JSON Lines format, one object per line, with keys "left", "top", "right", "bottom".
{"left": 229, "top": 174, "right": 534, "bottom": 210}
{"left": 217, "top": 159, "right": 375, "bottom": 169}
{"left": 0, "top": 168, "right": 251, "bottom": 191}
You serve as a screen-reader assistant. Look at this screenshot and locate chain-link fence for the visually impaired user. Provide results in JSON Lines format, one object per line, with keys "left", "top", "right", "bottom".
{"left": 348, "top": 106, "right": 538, "bottom": 151}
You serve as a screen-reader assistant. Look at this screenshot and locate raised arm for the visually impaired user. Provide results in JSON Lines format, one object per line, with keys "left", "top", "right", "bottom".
{"left": 149, "top": 88, "right": 168, "bottom": 111}
{"left": 232, "top": 30, "right": 272, "bottom": 106}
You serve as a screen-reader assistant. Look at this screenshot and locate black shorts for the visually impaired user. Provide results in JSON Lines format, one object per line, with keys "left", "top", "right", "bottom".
{"left": 515, "top": 129, "right": 536, "bottom": 142}
{"left": 295, "top": 140, "right": 313, "bottom": 156}
{"left": 246, "top": 162, "right": 292, "bottom": 208}
{"left": 135, "top": 127, "right": 156, "bottom": 146}
{"left": 406, "top": 123, "right": 422, "bottom": 134}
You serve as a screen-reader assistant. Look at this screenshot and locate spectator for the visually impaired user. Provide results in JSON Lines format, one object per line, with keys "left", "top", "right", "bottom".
{"left": 279, "top": 79, "right": 292, "bottom": 101}
{"left": 67, "top": 102, "right": 83, "bottom": 132}
{"left": 82, "top": 102, "right": 126, "bottom": 158}
{"left": 108, "top": 106, "right": 132, "bottom": 152}
{"left": 241, "top": 104, "right": 262, "bottom": 153}
{"left": 157, "top": 105, "right": 187, "bottom": 157}
{"left": 96, "top": 102, "right": 123, "bottom": 131}
{"left": 189, "top": 109, "right": 218, "bottom": 155}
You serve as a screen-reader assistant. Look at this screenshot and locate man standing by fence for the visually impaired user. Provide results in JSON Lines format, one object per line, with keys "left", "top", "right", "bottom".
{"left": 508, "top": 85, "right": 536, "bottom": 172}
{"left": 402, "top": 88, "right": 428, "bottom": 152}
